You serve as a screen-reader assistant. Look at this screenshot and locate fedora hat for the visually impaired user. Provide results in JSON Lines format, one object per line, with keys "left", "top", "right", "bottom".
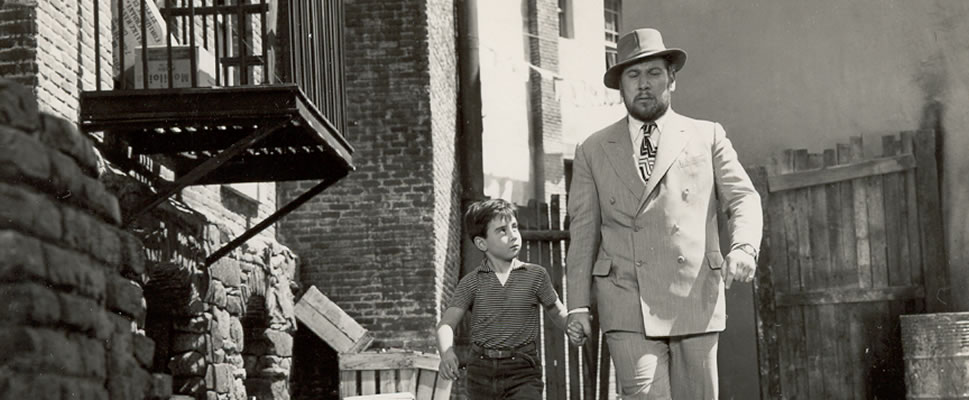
{"left": 603, "top": 28, "right": 687, "bottom": 89}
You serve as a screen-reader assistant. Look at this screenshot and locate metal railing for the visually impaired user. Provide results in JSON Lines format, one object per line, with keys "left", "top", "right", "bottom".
{"left": 92, "top": 0, "right": 347, "bottom": 133}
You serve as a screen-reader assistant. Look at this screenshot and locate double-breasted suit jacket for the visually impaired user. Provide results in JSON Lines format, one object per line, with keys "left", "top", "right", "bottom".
{"left": 566, "top": 110, "right": 763, "bottom": 337}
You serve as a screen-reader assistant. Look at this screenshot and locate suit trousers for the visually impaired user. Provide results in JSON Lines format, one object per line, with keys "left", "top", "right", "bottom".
{"left": 606, "top": 331, "right": 719, "bottom": 400}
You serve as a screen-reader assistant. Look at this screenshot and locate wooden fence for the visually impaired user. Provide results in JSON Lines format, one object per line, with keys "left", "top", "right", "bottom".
{"left": 517, "top": 195, "right": 614, "bottom": 400}
{"left": 751, "top": 130, "right": 949, "bottom": 399}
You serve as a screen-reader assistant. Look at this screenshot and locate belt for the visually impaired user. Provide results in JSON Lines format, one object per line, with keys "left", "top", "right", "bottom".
{"left": 471, "top": 342, "right": 537, "bottom": 359}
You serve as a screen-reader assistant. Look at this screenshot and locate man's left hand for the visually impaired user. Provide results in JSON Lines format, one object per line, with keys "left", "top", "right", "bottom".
{"left": 721, "top": 249, "right": 756, "bottom": 289}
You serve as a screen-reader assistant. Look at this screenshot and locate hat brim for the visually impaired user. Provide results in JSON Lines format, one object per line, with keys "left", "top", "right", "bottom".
{"left": 603, "top": 48, "right": 687, "bottom": 90}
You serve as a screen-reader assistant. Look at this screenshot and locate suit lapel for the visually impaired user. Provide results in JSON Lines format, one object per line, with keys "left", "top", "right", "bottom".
{"left": 599, "top": 118, "right": 645, "bottom": 199}
{"left": 639, "top": 111, "right": 692, "bottom": 210}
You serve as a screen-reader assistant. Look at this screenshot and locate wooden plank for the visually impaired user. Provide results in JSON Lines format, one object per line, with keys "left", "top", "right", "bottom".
{"left": 850, "top": 137, "right": 873, "bottom": 288}
{"left": 294, "top": 300, "right": 355, "bottom": 352}
{"left": 880, "top": 136, "right": 899, "bottom": 287}
{"left": 900, "top": 132, "right": 923, "bottom": 286}
{"left": 520, "top": 230, "right": 569, "bottom": 241}
{"left": 778, "top": 151, "right": 802, "bottom": 292}
{"left": 766, "top": 159, "right": 791, "bottom": 293}
{"left": 807, "top": 153, "right": 831, "bottom": 289}
{"left": 819, "top": 304, "right": 839, "bottom": 399}
{"left": 823, "top": 150, "right": 843, "bottom": 289}
{"left": 340, "top": 352, "right": 441, "bottom": 371}
{"left": 344, "top": 393, "right": 415, "bottom": 400}
{"left": 913, "top": 130, "right": 949, "bottom": 312}
{"left": 431, "top": 375, "right": 452, "bottom": 400}
{"left": 296, "top": 285, "right": 372, "bottom": 353}
{"left": 836, "top": 143, "right": 858, "bottom": 288}
{"left": 777, "top": 308, "right": 795, "bottom": 399}
{"left": 793, "top": 150, "right": 815, "bottom": 290}
{"left": 804, "top": 306, "right": 823, "bottom": 399}
{"left": 397, "top": 368, "right": 417, "bottom": 395}
{"left": 766, "top": 154, "right": 915, "bottom": 192}
{"left": 848, "top": 305, "right": 867, "bottom": 399}
{"left": 864, "top": 143, "right": 888, "bottom": 289}
{"left": 341, "top": 371, "right": 358, "bottom": 398}
{"left": 751, "top": 167, "right": 781, "bottom": 400}
{"left": 775, "top": 285, "right": 924, "bottom": 306}
{"left": 379, "top": 370, "right": 396, "bottom": 394}
{"left": 538, "top": 200, "right": 566, "bottom": 400}
{"left": 414, "top": 369, "right": 436, "bottom": 400}
{"left": 361, "top": 370, "right": 376, "bottom": 395}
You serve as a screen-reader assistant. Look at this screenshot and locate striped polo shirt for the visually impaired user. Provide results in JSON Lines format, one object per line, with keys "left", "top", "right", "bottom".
{"left": 448, "top": 258, "right": 559, "bottom": 350}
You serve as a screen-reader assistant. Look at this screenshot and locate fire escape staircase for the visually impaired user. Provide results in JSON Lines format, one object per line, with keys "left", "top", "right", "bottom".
{"left": 80, "top": 0, "right": 353, "bottom": 266}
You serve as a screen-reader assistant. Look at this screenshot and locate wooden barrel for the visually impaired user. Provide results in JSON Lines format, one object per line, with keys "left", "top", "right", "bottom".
{"left": 900, "top": 312, "right": 969, "bottom": 399}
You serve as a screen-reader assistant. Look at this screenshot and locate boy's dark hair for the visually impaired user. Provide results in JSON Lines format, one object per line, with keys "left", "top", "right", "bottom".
{"left": 464, "top": 199, "right": 518, "bottom": 240}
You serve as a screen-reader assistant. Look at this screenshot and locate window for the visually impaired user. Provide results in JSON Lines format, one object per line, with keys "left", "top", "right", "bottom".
{"left": 558, "top": 0, "right": 574, "bottom": 39}
{"left": 604, "top": 0, "right": 621, "bottom": 68}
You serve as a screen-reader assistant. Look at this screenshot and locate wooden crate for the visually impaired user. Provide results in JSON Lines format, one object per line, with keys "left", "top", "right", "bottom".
{"left": 295, "top": 286, "right": 374, "bottom": 353}
{"left": 339, "top": 350, "right": 452, "bottom": 400}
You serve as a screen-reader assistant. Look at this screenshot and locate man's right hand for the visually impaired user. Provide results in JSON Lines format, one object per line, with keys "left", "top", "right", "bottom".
{"left": 567, "top": 312, "right": 592, "bottom": 346}
{"left": 439, "top": 348, "right": 461, "bottom": 380}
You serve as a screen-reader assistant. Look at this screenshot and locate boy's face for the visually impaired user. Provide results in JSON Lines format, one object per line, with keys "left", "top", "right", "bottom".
{"left": 475, "top": 215, "right": 521, "bottom": 262}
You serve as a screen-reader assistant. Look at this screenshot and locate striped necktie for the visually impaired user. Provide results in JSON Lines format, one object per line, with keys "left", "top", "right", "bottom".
{"left": 638, "top": 122, "right": 658, "bottom": 183}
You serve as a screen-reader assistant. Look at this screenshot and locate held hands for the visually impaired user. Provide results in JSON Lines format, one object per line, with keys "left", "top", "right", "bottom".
{"left": 721, "top": 249, "right": 756, "bottom": 289}
{"left": 567, "top": 312, "right": 592, "bottom": 347}
{"left": 438, "top": 348, "right": 461, "bottom": 380}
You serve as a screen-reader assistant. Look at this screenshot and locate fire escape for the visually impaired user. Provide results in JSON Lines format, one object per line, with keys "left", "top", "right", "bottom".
{"left": 80, "top": 0, "right": 353, "bottom": 265}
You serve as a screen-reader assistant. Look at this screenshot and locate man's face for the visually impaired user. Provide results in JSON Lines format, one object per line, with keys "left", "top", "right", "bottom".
{"left": 619, "top": 57, "right": 674, "bottom": 122}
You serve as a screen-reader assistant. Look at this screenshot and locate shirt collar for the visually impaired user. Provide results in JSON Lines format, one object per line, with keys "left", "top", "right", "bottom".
{"left": 477, "top": 257, "right": 525, "bottom": 273}
{"left": 627, "top": 108, "right": 672, "bottom": 145}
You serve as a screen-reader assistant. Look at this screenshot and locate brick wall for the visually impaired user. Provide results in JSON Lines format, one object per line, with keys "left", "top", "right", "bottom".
{"left": 278, "top": 0, "right": 460, "bottom": 352}
{"left": 526, "top": 0, "right": 565, "bottom": 202}
{"left": 0, "top": 79, "right": 170, "bottom": 400}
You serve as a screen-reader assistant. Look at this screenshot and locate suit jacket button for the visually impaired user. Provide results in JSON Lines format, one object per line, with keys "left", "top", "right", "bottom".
{"left": 676, "top": 256, "right": 686, "bottom": 264}
{"left": 636, "top": 261, "right": 643, "bottom": 267}
{"left": 672, "top": 224, "right": 680, "bottom": 233}
{"left": 610, "top": 197, "right": 616, "bottom": 204}
{"left": 633, "top": 226, "right": 639, "bottom": 232}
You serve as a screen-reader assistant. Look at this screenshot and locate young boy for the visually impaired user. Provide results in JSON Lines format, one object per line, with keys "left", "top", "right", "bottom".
{"left": 437, "top": 199, "right": 568, "bottom": 399}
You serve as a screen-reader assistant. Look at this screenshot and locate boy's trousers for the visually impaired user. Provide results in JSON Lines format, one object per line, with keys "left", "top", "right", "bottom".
{"left": 466, "top": 343, "right": 543, "bottom": 399}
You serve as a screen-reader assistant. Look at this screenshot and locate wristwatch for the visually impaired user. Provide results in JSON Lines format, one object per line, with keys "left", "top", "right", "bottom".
{"left": 733, "top": 243, "right": 759, "bottom": 261}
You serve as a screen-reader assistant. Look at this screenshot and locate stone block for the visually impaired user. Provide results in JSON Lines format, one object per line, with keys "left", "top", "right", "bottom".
{"left": 0, "top": 282, "right": 61, "bottom": 325}
{"left": 228, "top": 317, "right": 244, "bottom": 353}
{"left": 225, "top": 292, "right": 244, "bottom": 316}
{"left": 0, "top": 372, "right": 60, "bottom": 400}
{"left": 172, "top": 332, "right": 207, "bottom": 353}
{"left": 213, "top": 307, "right": 231, "bottom": 349}
{"left": 82, "top": 177, "right": 121, "bottom": 225}
{"left": 147, "top": 373, "right": 173, "bottom": 400}
{"left": 0, "top": 182, "right": 61, "bottom": 242}
{"left": 61, "top": 206, "right": 92, "bottom": 255}
{"left": 93, "top": 223, "right": 122, "bottom": 268}
{"left": 264, "top": 330, "right": 293, "bottom": 357}
{"left": 0, "top": 230, "right": 44, "bottom": 282}
{"left": 205, "top": 278, "right": 227, "bottom": 308}
{"left": 76, "top": 333, "right": 107, "bottom": 380}
{"left": 44, "top": 243, "right": 107, "bottom": 302}
{"left": 133, "top": 332, "right": 156, "bottom": 368}
{"left": 174, "top": 313, "right": 211, "bottom": 333}
{"left": 173, "top": 376, "right": 205, "bottom": 396}
{"left": 106, "top": 274, "right": 145, "bottom": 321}
{"left": 205, "top": 363, "right": 234, "bottom": 393}
{"left": 37, "top": 112, "right": 99, "bottom": 178}
{"left": 58, "top": 292, "right": 111, "bottom": 340}
{"left": 0, "top": 126, "right": 50, "bottom": 186}
{"left": 47, "top": 149, "right": 84, "bottom": 203}
{"left": 0, "top": 327, "right": 83, "bottom": 375}
{"left": 168, "top": 351, "right": 205, "bottom": 377}
{"left": 118, "top": 231, "right": 146, "bottom": 280}
{"left": 209, "top": 258, "right": 242, "bottom": 288}
{"left": 0, "top": 79, "right": 39, "bottom": 132}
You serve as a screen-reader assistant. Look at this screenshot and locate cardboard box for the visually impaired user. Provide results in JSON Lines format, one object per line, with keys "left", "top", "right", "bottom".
{"left": 112, "top": 0, "right": 176, "bottom": 75}
{"left": 134, "top": 45, "right": 216, "bottom": 89}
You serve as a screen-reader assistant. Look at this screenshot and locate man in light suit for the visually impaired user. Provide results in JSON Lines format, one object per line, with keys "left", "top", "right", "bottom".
{"left": 565, "top": 28, "right": 763, "bottom": 399}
